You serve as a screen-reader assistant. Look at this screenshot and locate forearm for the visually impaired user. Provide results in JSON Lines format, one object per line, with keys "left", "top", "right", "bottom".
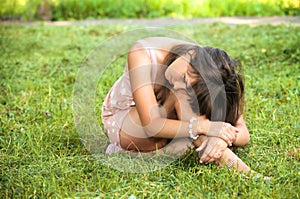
{"left": 144, "top": 117, "right": 193, "bottom": 139}
{"left": 196, "top": 114, "right": 250, "bottom": 147}
{"left": 144, "top": 112, "right": 208, "bottom": 139}
{"left": 143, "top": 91, "right": 204, "bottom": 139}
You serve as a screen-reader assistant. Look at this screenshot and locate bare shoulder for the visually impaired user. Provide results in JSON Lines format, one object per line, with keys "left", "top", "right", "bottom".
{"left": 128, "top": 37, "right": 199, "bottom": 65}
{"left": 130, "top": 37, "right": 197, "bottom": 63}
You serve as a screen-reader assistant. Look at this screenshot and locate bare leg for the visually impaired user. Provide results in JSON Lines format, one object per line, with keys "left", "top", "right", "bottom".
{"left": 119, "top": 107, "right": 169, "bottom": 152}
{"left": 218, "top": 148, "right": 251, "bottom": 173}
{"left": 120, "top": 108, "right": 193, "bottom": 155}
{"left": 119, "top": 92, "right": 179, "bottom": 152}
{"left": 194, "top": 135, "right": 250, "bottom": 173}
{"left": 219, "top": 150, "right": 271, "bottom": 180}
{"left": 195, "top": 136, "right": 270, "bottom": 179}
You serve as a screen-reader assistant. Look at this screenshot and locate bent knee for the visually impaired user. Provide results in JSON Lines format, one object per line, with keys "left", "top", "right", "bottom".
{"left": 120, "top": 130, "right": 169, "bottom": 151}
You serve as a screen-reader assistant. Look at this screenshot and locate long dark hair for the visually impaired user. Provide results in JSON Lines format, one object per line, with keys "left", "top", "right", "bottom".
{"left": 161, "top": 44, "right": 244, "bottom": 125}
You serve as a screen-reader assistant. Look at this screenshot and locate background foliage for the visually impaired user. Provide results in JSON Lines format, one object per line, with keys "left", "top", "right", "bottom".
{"left": 0, "top": 0, "right": 299, "bottom": 21}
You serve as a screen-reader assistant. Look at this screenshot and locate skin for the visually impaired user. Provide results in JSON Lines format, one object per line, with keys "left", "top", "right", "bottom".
{"left": 118, "top": 37, "right": 251, "bottom": 172}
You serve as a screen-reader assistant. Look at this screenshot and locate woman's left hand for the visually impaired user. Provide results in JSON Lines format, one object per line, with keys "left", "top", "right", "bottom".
{"left": 195, "top": 136, "right": 227, "bottom": 164}
{"left": 206, "top": 122, "right": 238, "bottom": 147}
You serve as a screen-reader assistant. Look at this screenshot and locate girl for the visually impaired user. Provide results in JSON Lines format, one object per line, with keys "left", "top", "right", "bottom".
{"left": 102, "top": 37, "right": 254, "bottom": 174}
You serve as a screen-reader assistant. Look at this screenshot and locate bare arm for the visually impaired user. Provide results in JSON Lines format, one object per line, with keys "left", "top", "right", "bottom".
{"left": 127, "top": 39, "right": 248, "bottom": 143}
{"left": 172, "top": 83, "right": 250, "bottom": 163}
{"left": 127, "top": 43, "right": 195, "bottom": 139}
{"left": 195, "top": 116, "right": 250, "bottom": 164}
{"left": 173, "top": 90, "right": 238, "bottom": 146}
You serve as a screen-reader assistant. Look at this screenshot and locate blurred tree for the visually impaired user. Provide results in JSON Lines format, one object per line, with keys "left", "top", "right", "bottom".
{"left": 36, "top": 0, "right": 52, "bottom": 21}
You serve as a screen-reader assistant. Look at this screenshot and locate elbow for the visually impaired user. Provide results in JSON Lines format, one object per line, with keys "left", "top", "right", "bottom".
{"left": 143, "top": 123, "right": 162, "bottom": 138}
{"left": 143, "top": 117, "right": 165, "bottom": 138}
{"left": 143, "top": 126, "right": 156, "bottom": 137}
{"left": 244, "top": 133, "right": 250, "bottom": 146}
{"left": 234, "top": 130, "right": 250, "bottom": 147}
{"left": 244, "top": 128, "right": 250, "bottom": 145}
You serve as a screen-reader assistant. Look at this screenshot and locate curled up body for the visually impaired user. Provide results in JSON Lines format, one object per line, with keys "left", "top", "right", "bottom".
{"left": 102, "top": 37, "right": 270, "bottom": 179}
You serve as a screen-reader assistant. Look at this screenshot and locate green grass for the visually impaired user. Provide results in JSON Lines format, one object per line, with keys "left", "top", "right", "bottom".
{"left": 0, "top": 22, "right": 299, "bottom": 198}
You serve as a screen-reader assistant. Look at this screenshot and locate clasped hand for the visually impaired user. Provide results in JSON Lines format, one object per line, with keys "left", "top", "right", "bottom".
{"left": 206, "top": 121, "right": 238, "bottom": 146}
{"left": 196, "top": 122, "right": 239, "bottom": 164}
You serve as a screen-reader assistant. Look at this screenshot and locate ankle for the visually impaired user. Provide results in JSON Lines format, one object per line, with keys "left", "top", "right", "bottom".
{"left": 220, "top": 149, "right": 251, "bottom": 173}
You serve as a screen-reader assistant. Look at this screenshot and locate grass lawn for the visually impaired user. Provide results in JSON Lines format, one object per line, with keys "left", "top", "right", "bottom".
{"left": 0, "top": 22, "right": 299, "bottom": 198}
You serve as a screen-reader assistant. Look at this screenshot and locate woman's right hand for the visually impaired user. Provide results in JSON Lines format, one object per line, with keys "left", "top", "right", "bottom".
{"left": 196, "top": 136, "right": 228, "bottom": 164}
{"left": 206, "top": 121, "right": 239, "bottom": 146}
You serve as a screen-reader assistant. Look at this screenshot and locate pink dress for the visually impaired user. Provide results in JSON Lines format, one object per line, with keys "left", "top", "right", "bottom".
{"left": 101, "top": 42, "right": 158, "bottom": 153}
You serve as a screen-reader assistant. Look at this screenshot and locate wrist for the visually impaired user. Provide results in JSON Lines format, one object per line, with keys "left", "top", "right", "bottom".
{"left": 196, "top": 117, "right": 210, "bottom": 135}
{"left": 192, "top": 134, "right": 206, "bottom": 146}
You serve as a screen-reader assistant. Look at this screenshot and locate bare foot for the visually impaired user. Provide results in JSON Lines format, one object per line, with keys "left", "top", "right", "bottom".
{"left": 216, "top": 148, "right": 271, "bottom": 180}
{"left": 218, "top": 148, "right": 251, "bottom": 173}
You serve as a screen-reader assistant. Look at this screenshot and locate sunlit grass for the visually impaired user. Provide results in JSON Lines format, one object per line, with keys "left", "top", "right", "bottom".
{"left": 0, "top": 23, "right": 299, "bottom": 198}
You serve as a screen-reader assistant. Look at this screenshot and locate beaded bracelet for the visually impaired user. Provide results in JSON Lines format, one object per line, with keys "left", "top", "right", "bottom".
{"left": 189, "top": 117, "right": 199, "bottom": 140}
